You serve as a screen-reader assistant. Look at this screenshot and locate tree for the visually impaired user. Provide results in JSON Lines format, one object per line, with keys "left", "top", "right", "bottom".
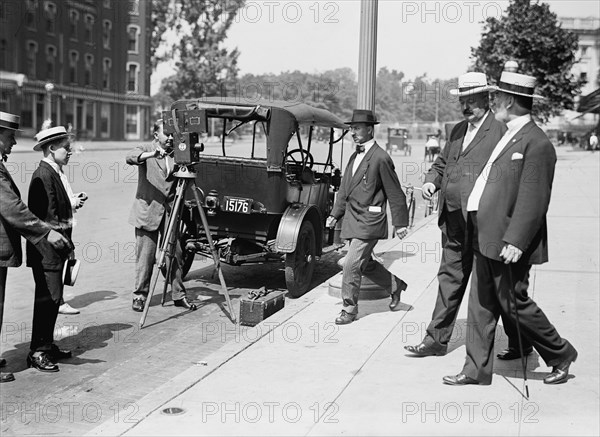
{"left": 152, "top": 0, "right": 245, "bottom": 100}
{"left": 471, "top": 0, "right": 583, "bottom": 123}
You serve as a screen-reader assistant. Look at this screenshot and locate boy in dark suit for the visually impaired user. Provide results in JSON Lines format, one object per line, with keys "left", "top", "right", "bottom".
{"left": 326, "top": 110, "right": 409, "bottom": 325}
{"left": 444, "top": 67, "right": 577, "bottom": 386}
{"left": 26, "top": 126, "right": 77, "bottom": 372}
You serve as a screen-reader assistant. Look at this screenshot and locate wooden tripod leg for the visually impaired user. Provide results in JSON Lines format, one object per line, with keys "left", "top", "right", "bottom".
{"left": 191, "top": 184, "right": 237, "bottom": 323}
{"left": 139, "top": 178, "right": 188, "bottom": 328}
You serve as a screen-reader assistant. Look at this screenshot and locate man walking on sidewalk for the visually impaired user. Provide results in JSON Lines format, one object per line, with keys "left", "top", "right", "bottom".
{"left": 405, "top": 72, "right": 529, "bottom": 359}
{"left": 326, "top": 110, "right": 409, "bottom": 325}
{"left": 444, "top": 68, "right": 578, "bottom": 386}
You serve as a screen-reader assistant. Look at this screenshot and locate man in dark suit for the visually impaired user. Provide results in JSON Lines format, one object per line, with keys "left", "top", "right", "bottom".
{"left": 26, "top": 126, "right": 80, "bottom": 373}
{"left": 0, "top": 113, "right": 69, "bottom": 382}
{"left": 326, "top": 110, "right": 409, "bottom": 325}
{"left": 405, "top": 72, "right": 527, "bottom": 358}
{"left": 444, "top": 69, "right": 577, "bottom": 386}
{"left": 127, "top": 119, "right": 196, "bottom": 312}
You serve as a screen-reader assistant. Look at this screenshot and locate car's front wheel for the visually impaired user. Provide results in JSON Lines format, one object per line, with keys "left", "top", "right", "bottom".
{"left": 285, "top": 221, "right": 316, "bottom": 298}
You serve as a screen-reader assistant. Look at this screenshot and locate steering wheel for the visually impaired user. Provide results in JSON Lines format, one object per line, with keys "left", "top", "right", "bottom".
{"left": 284, "top": 148, "right": 314, "bottom": 169}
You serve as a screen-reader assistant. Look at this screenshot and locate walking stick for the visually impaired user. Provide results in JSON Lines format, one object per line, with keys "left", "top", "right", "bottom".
{"left": 507, "top": 266, "right": 529, "bottom": 400}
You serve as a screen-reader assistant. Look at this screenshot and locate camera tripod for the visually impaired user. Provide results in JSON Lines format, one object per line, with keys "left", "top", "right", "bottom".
{"left": 139, "top": 164, "right": 236, "bottom": 328}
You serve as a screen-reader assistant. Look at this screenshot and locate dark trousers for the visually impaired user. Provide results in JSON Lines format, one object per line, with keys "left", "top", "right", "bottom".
{"left": 462, "top": 212, "right": 575, "bottom": 384}
{"left": 30, "top": 264, "right": 63, "bottom": 353}
{"left": 341, "top": 238, "right": 395, "bottom": 314}
{"left": 0, "top": 267, "right": 7, "bottom": 351}
{"left": 425, "top": 209, "right": 521, "bottom": 350}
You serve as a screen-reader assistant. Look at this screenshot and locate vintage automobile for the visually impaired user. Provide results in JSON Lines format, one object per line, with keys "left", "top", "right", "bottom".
{"left": 165, "top": 97, "right": 349, "bottom": 297}
{"left": 385, "top": 127, "right": 411, "bottom": 156}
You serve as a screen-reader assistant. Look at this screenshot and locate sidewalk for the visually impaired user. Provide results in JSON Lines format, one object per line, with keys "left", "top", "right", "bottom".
{"left": 88, "top": 147, "right": 599, "bottom": 436}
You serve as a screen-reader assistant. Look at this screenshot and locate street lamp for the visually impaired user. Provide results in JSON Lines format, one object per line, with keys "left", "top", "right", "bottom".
{"left": 44, "top": 82, "right": 54, "bottom": 121}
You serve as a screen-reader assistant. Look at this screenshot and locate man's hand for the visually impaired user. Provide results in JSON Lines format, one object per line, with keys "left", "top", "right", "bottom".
{"left": 46, "top": 230, "right": 70, "bottom": 251}
{"left": 73, "top": 192, "right": 88, "bottom": 209}
{"left": 500, "top": 244, "right": 523, "bottom": 264}
{"left": 421, "top": 182, "right": 436, "bottom": 200}
{"left": 154, "top": 145, "right": 167, "bottom": 159}
{"left": 394, "top": 226, "right": 408, "bottom": 239}
{"left": 325, "top": 216, "right": 337, "bottom": 228}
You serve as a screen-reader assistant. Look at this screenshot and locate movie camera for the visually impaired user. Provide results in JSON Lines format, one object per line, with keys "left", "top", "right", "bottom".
{"left": 162, "top": 108, "right": 208, "bottom": 165}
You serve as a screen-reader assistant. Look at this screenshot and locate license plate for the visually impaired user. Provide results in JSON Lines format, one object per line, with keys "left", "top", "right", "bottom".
{"left": 222, "top": 196, "right": 252, "bottom": 214}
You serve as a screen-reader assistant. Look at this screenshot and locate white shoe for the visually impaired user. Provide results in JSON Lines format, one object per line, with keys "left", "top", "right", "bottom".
{"left": 59, "top": 303, "right": 80, "bottom": 315}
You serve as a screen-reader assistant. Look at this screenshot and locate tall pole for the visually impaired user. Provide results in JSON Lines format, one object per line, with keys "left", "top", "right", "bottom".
{"left": 356, "top": 0, "right": 378, "bottom": 111}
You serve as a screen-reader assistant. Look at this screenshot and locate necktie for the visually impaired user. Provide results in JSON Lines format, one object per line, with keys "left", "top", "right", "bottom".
{"left": 356, "top": 144, "right": 365, "bottom": 153}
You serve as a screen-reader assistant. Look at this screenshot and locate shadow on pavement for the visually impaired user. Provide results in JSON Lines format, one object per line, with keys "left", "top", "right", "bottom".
{"left": 64, "top": 290, "right": 119, "bottom": 309}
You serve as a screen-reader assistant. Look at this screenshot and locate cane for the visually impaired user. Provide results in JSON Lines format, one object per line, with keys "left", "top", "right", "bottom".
{"left": 507, "top": 266, "right": 529, "bottom": 400}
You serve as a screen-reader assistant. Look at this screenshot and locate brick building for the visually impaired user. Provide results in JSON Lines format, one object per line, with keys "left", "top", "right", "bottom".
{"left": 0, "top": 0, "right": 152, "bottom": 140}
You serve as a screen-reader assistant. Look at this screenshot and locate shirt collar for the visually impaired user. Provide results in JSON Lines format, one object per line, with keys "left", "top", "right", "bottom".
{"left": 42, "top": 157, "right": 62, "bottom": 174}
{"left": 470, "top": 111, "right": 489, "bottom": 129}
{"left": 506, "top": 114, "right": 531, "bottom": 133}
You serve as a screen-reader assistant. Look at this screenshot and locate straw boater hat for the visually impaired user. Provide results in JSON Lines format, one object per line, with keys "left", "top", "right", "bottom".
{"left": 492, "top": 71, "right": 544, "bottom": 99}
{"left": 449, "top": 72, "right": 491, "bottom": 96}
{"left": 33, "top": 126, "right": 70, "bottom": 151}
{"left": 0, "top": 111, "right": 21, "bottom": 131}
{"left": 345, "top": 109, "right": 380, "bottom": 125}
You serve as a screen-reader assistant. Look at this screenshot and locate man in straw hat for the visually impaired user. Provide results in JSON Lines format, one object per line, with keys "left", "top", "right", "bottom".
{"left": 0, "top": 112, "right": 70, "bottom": 382}
{"left": 405, "top": 72, "right": 527, "bottom": 358}
{"left": 444, "top": 65, "right": 578, "bottom": 386}
{"left": 326, "top": 109, "right": 409, "bottom": 325}
{"left": 25, "top": 125, "right": 78, "bottom": 373}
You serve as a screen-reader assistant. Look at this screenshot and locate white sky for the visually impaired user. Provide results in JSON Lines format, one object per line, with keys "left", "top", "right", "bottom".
{"left": 151, "top": 0, "right": 600, "bottom": 94}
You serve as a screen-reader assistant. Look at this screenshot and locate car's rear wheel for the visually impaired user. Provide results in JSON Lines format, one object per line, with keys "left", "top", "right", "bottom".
{"left": 285, "top": 221, "right": 316, "bottom": 298}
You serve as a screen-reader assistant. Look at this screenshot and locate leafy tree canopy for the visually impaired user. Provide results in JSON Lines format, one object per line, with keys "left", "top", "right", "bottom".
{"left": 471, "top": 0, "right": 582, "bottom": 123}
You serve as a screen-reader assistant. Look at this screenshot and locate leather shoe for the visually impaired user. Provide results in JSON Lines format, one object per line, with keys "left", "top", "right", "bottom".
{"left": 443, "top": 373, "right": 479, "bottom": 385}
{"left": 389, "top": 278, "right": 408, "bottom": 311}
{"left": 497, "top": 347, "right": 533, "bottom": 360}
{"left": 59, "top": 303, "right": 80, "bottom": 315}
{"left": 0, "top": 357, "right": 6, "bottom": 368}
{"left": 132, "top": 297, "right": 146, "bottom": 312}
{"left": 49, "top": 346, "right": 72, "bottom": 361}
{"left": 174, "top": 298, "right": 197, "bottom": 311}
{"left": 0, "top": 372, "right": 15, "bottom": 383}
{"left": 27, "top": 352, "right": 59, "bottom": 372}
{"left": 544, "top": 350, "right": 578, "bottom": 385}
{"left": 335, "top": 310, "right": 357, "bottom": 325}
{"left": 405, "top": 342, "right": 446, "bottom": 357}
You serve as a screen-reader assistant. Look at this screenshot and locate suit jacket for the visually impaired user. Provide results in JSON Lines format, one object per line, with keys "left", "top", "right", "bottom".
{"left": 477, "top": 121, "right": 555, "bottom": 265}
{"left": 126, "top": 144, "right": 175, "bottom": 232}
{"left": 26, "top": 161, "right": 74, "bottom": 270}
{"left": 331, "top": 142, "right": 408, "bottom": 240}
{"left": 425, "top": 112, "right": 507, "bottom": 224}
{"left": 0, "top": 161, "right": 50, "bottom": 267}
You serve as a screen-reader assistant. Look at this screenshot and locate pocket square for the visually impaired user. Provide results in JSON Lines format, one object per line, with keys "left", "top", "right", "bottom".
{"left": 511, "top": 152, "right": 524, "bottom": 160}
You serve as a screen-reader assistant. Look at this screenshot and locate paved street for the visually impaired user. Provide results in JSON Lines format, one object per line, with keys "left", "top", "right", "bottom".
{"left": 0, "top": 136, "right": 431, "bottom": 435}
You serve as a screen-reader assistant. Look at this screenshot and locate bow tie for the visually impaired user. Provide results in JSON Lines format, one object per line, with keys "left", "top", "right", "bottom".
{"left": 356, "top": 144, "right": 365, "bottom": 153}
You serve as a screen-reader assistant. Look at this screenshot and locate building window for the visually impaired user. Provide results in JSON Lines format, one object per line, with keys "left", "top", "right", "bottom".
{"left": 70, "top": 10, "right": 79, "bottom": 40}
{"left": 103, "top": 0, "right": 111, "bottom": 8}
{"left": 580, "top": 72, "right": 588, "bottom": 82}
{"left": 84, "top": 54, "right": 94, "bottom": 86}
{"left": 26, "top": 0, "right": 37, "bottom": 30}
{"left": 126, "top": 62, "right": 139, "bottom": 92}
{"left": 84, "top": 14, "right": 94, "bottom": 44}
{"left": 45, "top": 2, "right": 56, "bottom": 34}
{"left": 580, "top": 46, "right": 589, "bottom": 58}
{"left": 128, "top": 0, "right": 139, "bottom": 15}
{"left": 85, "top": 101, "right": 95, "bottom": 133}
{"left": 126, "top": 105, "right": 138, "bottom": 135}
{"left": 46, "top": 45, "right": 56, "bottom": 81}
{"left": 0, "top": 39, "right": 7, "bottom": 70}
{"left": 102, "top": 58, "right": 111, "bottom": 89}
{"left": 69, "top": 50, "right": 79, "bottom": 83}
{"left": 103, "top": 20, "right": 112, "bottom": 49}
{"left": 27, "top": 41, "right": 38, "bottom": 77}
{"left": 100, "top": 103, "right": 110, "bottom": 137}
{"left": 127, "top": 25, "right": 140, "bottom": 53}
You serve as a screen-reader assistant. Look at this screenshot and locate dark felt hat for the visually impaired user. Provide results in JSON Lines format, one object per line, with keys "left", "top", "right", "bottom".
{"left": 345, "top": 109, "right": 380, "bottom": 125}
